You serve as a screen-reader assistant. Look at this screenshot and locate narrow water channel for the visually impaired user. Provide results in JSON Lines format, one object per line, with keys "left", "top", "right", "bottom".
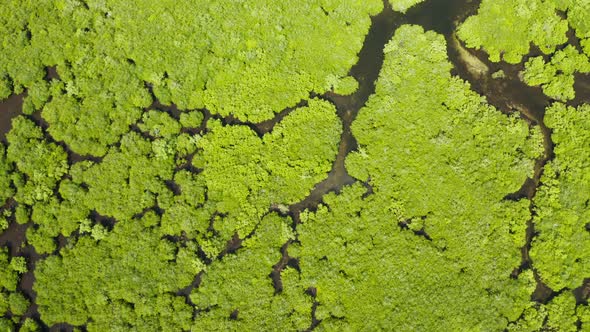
{"left": 0, "top": 0, "right": 588, "bottom": 329}
{"left": 290, "top": 0, "right": 402, "bottom": 213}
{"left": 0, "top": 93, "right": 25, "bottom": 144}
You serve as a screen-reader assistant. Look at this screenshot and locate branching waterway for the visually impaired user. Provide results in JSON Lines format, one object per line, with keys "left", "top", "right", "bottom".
{"left": 2, "top": 0, "right": 590, "bottom": 329}
{"left": 290, "top": 0, "right": 402, "bottom": 214}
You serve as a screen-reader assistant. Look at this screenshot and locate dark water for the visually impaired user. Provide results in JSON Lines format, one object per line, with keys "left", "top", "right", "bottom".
{"left": 0, "top": 93, "right": 25, "bottom": 144}
{"left": 291, "top": 0, "right": 402, "bottom": 214}
{"left": 573, "top": 73, "right": 590, "bottom": 107}
{"left": 405, "top": 0, "right": 480, "bottom": 34}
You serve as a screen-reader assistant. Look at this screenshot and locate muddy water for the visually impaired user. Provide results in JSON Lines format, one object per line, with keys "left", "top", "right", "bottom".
{"left": 291, "top": 0, "right": 402, "bottom": 213}
{"left": 0, "top": 92, "right": 25, "bottom": 144}
{"left": 573, "top": 73, "right": 590, "bottom": 107}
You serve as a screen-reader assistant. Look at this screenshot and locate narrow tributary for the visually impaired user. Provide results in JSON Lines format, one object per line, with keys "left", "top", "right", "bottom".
{"left": 0, "top": 0, "right": 588, "bottom": 329}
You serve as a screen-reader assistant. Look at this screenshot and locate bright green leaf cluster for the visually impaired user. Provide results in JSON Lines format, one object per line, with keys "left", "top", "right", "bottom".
{"left": 457, "top": 0, "right": 568, "bottom": 63}
{"left": 0, "top": 318, "right": 13, "bottom": 332}
{"left": 0, "top": 249, "right": 30, "bottom": 325}
{"left": 545, "top": 292, "right": 578, "bottom": 332}
{"left": 0, "top": 1, "right": 45, "bottom": 96}
{"left": 0, "top": 217, "right": 7, "bottom": 233}
{"left": 19, "top": 318, "right": 41, "bottom": 332}
{"left": 389, "top": 0, "right": 426, "bottom": 12}
{"left": 0, "top": 249, "right": 25, "bottom": 292}
{"left": 158, "top": 170, "right": 209, "bottom": 239}
{"left": 0, "top": 144, "right": 13, "bottom": 205}
{"left": 8, "top": 292, "right": 29, "bottom": 317}
{"left": 530, "top": 103, "right": 590, "bottom": 290}
{"left": 179, "top": 110, "right": 204, "bottom": 129}
{"left": 26, "top": 181, "right": 89, "bottom": 254}
{"left": 6, "top": 116, "right": 68, "bottom": 205}
{"left": 325, "top": 75, "right": 359, "bottom": 95}
{"left": 196, "top": 98, "right": 341, "bottom": 240}
{"left": 34, "top": 219, "right": 199, "bottom": 329}
{"left": 138, "top": 110, "right": 182, "bottom": 139}
{"left": 523, "top": 45, "right": 590, "bottom": 100}
{"left": 9, "top": 256, "right": 27, "bottom": 274}
{"left": 41, "top": 66, "right": 151, "bottom": 157}
{"left": 566, "top": 0, "right": 590, "bottom": 57}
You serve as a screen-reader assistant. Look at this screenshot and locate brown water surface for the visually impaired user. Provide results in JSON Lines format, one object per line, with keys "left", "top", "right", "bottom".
{"left": 0, "top": 92, "right": 24, "bottom": 144}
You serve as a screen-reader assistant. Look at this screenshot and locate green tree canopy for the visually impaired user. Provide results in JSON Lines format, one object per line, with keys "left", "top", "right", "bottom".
{"left": 530, "top": 103, "right": 590, "bottom": 291}
{"left": 457, "top": 0, "right": 568, "bottom": 63}
{"left": 0, "top": 0, "right": 382, "bottom": 159}
{"left": 293, "top": 24, "right": 544, "bottom": 330}
{"left": 34, "top": 219, "right": 199, "bottom": 328}
{"left": 6, "top": 116, "right": 68, "bottom": 204}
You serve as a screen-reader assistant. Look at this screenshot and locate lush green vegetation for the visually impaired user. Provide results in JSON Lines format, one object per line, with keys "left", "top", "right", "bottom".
{"left": 458, "top": 0, "right": 590, "bottom": 101}
{"left": 35, "top": 220, "right": 198, "bottom": 329}
{"left": 6, "top": 116, "right": 68, "bottom": 205}
{"left": 196, "top": 99, "right": 341, "bottom": 241}
{"left": 1, "top": 0, "right": 589, "bottom": 331}
{"left": 530, "top": 103, "right": 590, "bottom": 291}
{"left": 312, "top": 24, "right": 541, "bottom": 330}
{"left": 29, "top": 98, "right": 340, "bottom": 328}
{"left": 455, "top": 0, "right": 590, "bottom": 329}
{"left": 523, "top": 46, "right": 590, "bottom": 101}
{"left": 0, "top": 0, "right": 381, "bottom": 157}
{"left": 190, "top": 213, "right": 308, "bottom": 331}
{"left": 0, "top": 146, "right": 13, "bottom": 219}
{"left": 518, "top": 0, "right": 590, "bottom": 101}
{"left": 457, "top": 0, "right": 569, "bottom": 64}
{"left": 0, "top": 248, "right": 29, "bottom": 329}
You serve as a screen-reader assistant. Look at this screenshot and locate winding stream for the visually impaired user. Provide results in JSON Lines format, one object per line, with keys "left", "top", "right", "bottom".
{"left": 1, "top": 0, "right": 589, "bottom": 329}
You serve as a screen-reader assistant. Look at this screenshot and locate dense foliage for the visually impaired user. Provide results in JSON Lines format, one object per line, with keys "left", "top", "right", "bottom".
{"left": 301, "top": 25, "right": 541, "bottom": 330}
{"left": 196, "top": 99, "right": 341, "bottom": 241}
{"left": 1, "top": 0, "right": 589, "bottom": 331}
{"left": 530, "top": 103, "right": 590, "bottom": 291}
{"left": 388, "top": 0, "right": 426, "bottom": 12}
{"left": 30, "top": 98, "right": 341, "bottom": 329}
{"left": 0, "top": 0, "right": 381, "bottom": 157}
{"left": 457, "top": 0, "right": 568, "bottom": 63}
{"left": 0, "top": 145, "right": 13, "bottom": 214}
{"left": 0, "top": 248, "right": 29, "bottom": 329}
{"left": 455, "top": 0, "right": 590, "bottom": 329}
{"left": 458, "top": 0, "right": 590, "bottom": 101}
{"left": 35, "top": 220, "right": 198, "bottom": 329}
{"left": 190, "top": 213, "right": 308, "bottom": 331}
{"left": 523, "top": 46, "right": 590, "bottom": 101}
